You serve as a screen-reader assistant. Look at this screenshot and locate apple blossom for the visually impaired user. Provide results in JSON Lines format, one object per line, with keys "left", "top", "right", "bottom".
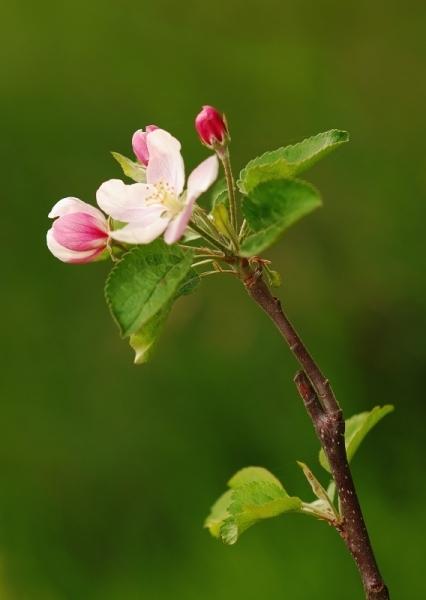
{"left": 97, "top": 128, "right": 219, "bottom": 245}
{"left": 132, "top": 124, "right": 158, "bottom": 165}
{"left": 47, "top": 198, "right": 109, "bottom": 263}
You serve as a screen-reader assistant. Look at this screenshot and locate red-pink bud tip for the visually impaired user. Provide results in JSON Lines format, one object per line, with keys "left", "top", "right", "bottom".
{"left": 195, "top": 105, "right": 229, "bottom": 149}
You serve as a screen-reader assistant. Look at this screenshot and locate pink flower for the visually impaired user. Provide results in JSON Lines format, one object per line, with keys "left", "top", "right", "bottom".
{"left": 47, "top": 198, "right": 109, "bottom": 263}
{"left": 132, "top": 125, "right": 158, "bottom": 165}
{"left": 97, "top": 128, "right": 218, "bottom": 245}
{"left": 195, "top": 106, "right": 229, "bottom": 149}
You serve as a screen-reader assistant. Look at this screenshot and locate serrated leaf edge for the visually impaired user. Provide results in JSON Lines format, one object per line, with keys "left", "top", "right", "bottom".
{"left": 238, "top": 129, "right": 349, "bottom": 193}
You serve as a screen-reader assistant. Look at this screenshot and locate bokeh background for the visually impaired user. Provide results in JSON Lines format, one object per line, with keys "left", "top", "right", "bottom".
{"left": 1, "top": 0, "right": 425, "bottom": 598}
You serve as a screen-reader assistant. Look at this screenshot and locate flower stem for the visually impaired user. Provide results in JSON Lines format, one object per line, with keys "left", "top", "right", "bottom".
{"left": 200, "top": 269, "right": 237, "bottom": 278}
{"left": 240, "top": 260, "right": 389, "bottom": 600}
{"left": 192, "top": 259, "right": 214, "bottom": 268}
{"left": 188, "top": 221, "right": 230, "bottom": 254}
{"left": 238, "top": 218, "right": 249, "bottom": 241}
{"left": 220, "top": 148, "right": 238, "bottom": 234}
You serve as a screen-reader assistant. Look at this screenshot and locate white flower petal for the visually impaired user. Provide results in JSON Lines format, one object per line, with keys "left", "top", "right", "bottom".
{"left": 48, "top": 197, "right": 105, "bottom": 222}
{"left": 146, "top": 129, "right": 185, "bottom": 195}
{"left": 96, "top": 179, "right": 155, "bottom": 222}
{"left": 110, "top": 217, "right": 169, "bottom": 244}
{"left": 186, "top": 155, "right": 219, "bottom": 203}
{"left": 46, "top": 228, "right": 100, "bottom": 263}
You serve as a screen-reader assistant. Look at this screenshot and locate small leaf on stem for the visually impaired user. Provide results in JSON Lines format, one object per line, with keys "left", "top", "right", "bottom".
{"left": 111, "top": 152, "right": 147, "bottom": 183}
{"left": 297, "top": 461, "right": 338, "bottom": 520}
{"left": 205, "top": 466, "right": 302, "bottom": 545}
{"left": 319, "top": 405, "right": 394, "bottom": 472}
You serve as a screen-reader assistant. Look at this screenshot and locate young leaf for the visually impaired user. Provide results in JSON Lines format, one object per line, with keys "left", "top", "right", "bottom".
{"left": 105, "top": 241, "right": 195, "bottom": 337}
{"left": 211, "top": 201, "right": 232, "bottom": 237}
{"left": 238, "top": 129, "right": 349, "bottom": 194}
{"left": 111, "top": 152, "right": 146, "bottom": 183}
{"left": 205, "top": 466, "right": 302, "bottom": 545}
{"left": 297, "top": 461, "right": 338, "bottom": 520}
{"left": 319, "top": 405, "right": 394, "bottom": 472}
{"left": 228, "top": 466, "right": 284, "bottom": 490}
{"left": 211, "top": 189, "right": 228, "bottom": 210}
{"left": 240, "top": 179, "right": 321, "bottom": 257}
{"left": 205, "top": 490, "right": 233, "bottom": 539}
{"left": 221, "top": 482, "right": 302, "bottom": 545}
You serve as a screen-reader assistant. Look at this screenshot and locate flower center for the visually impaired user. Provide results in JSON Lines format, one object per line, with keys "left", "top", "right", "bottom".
{"left": 147, "top": 181, "right": 183, "bottom": 217}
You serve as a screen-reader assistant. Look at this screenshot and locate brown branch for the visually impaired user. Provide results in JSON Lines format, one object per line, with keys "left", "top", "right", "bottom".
{"left": 242, "top": 264, "right": 389, "bottom": 600}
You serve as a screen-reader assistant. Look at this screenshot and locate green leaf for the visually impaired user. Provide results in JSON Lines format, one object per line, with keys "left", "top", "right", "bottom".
{"left": 240, "top": 179, "right": 322, "bottom": 257}
{"left": 319, "top": 405, "right": 394, "bottom": 472}
{"left": 129, "top": 303, "right": 171, "bottom": 365}
{"left": 105, "top": 241, "right": 195, "bottom": 337}
{"left": 223, "top": 483, "right": 302, "bottom": 545}
{"left": 111, "top": 152, "right": 146, "bottom": 183}
{"left": 205, "top": 466, "right": 302, "bottom": 545}
{"left": 228, "top": 466, "right": 284, "bottom": 490}
{"left": 238, "top": 129, "right": 349, "bottom": 194}
{"left": 264, "top": 265, "right": 282, "bottom": 288}
{"left": 125, "top": 267, "right": 199, "bottom": 364}
{"left": 204, "top": 490, "right": 233, "bottom": 539}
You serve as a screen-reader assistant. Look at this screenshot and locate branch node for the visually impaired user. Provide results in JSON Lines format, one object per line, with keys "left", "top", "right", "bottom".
{"left": 294, "top": 370, "right": 324, "bottom": 422}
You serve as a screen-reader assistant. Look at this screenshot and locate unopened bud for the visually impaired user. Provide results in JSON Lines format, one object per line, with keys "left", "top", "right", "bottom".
{"left": 132, "top": 125, "right": 158, "bottom": 165}
{"left": 195, "top": 106, "right": 229, "bottom": 150}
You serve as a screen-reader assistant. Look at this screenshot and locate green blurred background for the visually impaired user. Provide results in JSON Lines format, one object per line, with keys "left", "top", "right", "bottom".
{"left": 1, "top": 0, "right": 425, "bottom": 597}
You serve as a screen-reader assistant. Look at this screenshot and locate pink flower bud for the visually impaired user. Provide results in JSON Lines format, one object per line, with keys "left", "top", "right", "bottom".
{"left": 195, "top": 106, "right": 229, "bottom": 149}
{"left": 132, "top": 125, "right": 158, "bottom": 165}
{"left": 47, "top": 198, "right": 109, "bottom": 263}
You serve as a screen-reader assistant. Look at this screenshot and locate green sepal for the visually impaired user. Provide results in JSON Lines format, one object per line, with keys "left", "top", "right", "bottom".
{"left": 240, "top": 179, "right": 322, "bottom": 257}
{"left": 319, "top": 405, "right": 394, "bottom": 472}
{"left": 111, "top": 152, "right": 146, "bottom": 183}
{"left": 238, "top": 129, "right": 349, "bottom": 194}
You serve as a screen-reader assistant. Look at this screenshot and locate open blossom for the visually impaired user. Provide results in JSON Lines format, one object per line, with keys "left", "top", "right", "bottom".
{"left": 132, "top": 125, "right": 158, "bottom": 165}
{"left": 47, "top": 198, "right": 109, "bottom": 263}
{"left": 97, "top": 128, "right": 218, "bottom": 245}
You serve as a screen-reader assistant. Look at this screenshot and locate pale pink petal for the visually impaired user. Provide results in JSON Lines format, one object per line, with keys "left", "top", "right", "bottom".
{"left": 132, "top": 125, "right": 158, "bottom": 165}
{"left": 186, "top": 155, "right": 219, "bottom": 202}
{"left": 49, "top": 197, "right": 105, "bottom": 221}
{"left": 163, "top": 155, "right": 219, "bottom": 245}
{"left": 96, "top": 179, "right": 155, "bottom": 221}
{"left": 47, "top": 229, "right": 103, "bottom": 264}
{"left": 52, "top": 212, "right": 108, "bottom": 251}
{"left": 110, "top": 217, "right": 169, "bottom": 244}
{"left": 132, "top": 129, "right": 149, "bottom": 165}
{"left": 163, "top": 201, "right": 195, "bottom": 245}
{"left": 146, "top": 129, "right": 185, "bottom": 195}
